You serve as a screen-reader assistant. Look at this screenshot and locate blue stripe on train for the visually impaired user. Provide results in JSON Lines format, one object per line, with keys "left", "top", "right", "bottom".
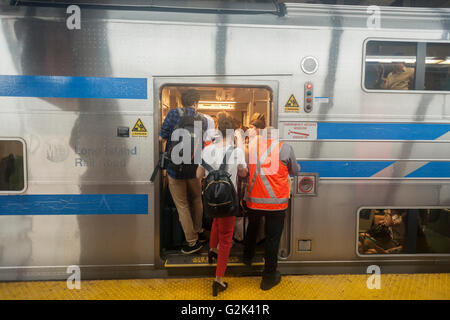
{"left": 0, "top": 194, "right": 148, "bottom": 215}
{"left": 297, "top": 160, "right": 450, "bottom": 178}
{"left": 298, "top": 160, "right": 395, "bottom": 178}
{"left": 317, "top": 123, "right": 450, "bottom": 140}
{"left": 0, "top": 75, "right": 147, "bottom": 99}
{"left": 405, "top": 162, "right": 450, "bottom": 178}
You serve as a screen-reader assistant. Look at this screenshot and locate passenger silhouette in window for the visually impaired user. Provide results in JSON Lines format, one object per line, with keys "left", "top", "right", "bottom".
{"left": 0, "top": 152, "right": 24, "bottom": 191}
{"left": 359, "top": 210, "right": 403, "bottom": 254}
{"left": 0, "top": 154, "right": 15, "bottom": 190}
{"left": 380, "top": 61, "right": 415, "bottom": 90}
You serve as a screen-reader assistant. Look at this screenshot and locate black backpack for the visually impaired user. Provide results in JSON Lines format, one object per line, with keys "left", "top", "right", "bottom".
{"left": 202, "top": 147, "right": 238, "bottom": 218}
{"left": 167, "top": 108, "right": 204, "bottom": 178}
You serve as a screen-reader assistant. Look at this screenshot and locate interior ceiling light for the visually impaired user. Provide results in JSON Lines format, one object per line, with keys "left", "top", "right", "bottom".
{"left": 199, "top": 101, "right": 236, "bottom": 104}
{"left": 367, "top": 56, "right": 450, "bottom": 65}
{"left": 198, "top": 100, "right": 236, "bottom": 110}
{"left": 198, "top": 103, "right": 235, "bottom": 110}
{"left": 366, "top": 56, "right": 417, "bottom": 64}
{"left": 425, "top": 57, "right": 450, "bottom": 64}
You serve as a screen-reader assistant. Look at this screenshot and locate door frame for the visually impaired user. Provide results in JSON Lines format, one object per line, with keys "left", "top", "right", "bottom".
{"left": 152, "top": 76, "right": 279, "bottom": 269}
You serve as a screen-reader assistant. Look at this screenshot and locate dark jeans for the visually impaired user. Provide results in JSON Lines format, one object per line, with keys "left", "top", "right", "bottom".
{"left": 243, "top": 209, "right": 285, "bottom": 278}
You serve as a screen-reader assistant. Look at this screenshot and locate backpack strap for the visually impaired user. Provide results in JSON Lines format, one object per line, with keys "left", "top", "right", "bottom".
{"left": 219, "top": 147, "right": 235, "bottom": 171}
{"left": 201, "top": 159, "right": 215, "bottom": 174}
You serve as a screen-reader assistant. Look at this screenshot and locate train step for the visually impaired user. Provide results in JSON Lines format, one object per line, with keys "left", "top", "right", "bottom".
{"left": 164, "top": 253, "right": 265, "bottom": 268}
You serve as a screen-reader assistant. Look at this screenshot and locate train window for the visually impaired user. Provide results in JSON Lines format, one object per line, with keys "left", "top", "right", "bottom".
{"left": 364, "top": 41, "right": 417, "bottom": 90}
{"left": 0, "top": 140, "right": 25, "bottom": 192}
{"left": 358, "top": 208, "right": 450, "bottom": 255}
{"left": 425, "top": 43, "right": 450, "bottom": 91}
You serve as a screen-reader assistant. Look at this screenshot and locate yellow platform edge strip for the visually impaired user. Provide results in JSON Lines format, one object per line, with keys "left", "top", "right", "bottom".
{"left": 0, "top": 274, "right": 449, "bottom": 300}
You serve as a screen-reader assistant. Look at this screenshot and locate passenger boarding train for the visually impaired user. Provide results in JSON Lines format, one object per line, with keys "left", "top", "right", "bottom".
{"left": 0, "top": 0, "right": 448, "bottom": 281}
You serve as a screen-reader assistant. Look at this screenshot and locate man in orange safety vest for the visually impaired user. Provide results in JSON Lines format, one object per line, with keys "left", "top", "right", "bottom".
{"left": 243, "top": 118, "right": 300, "bottom": 291}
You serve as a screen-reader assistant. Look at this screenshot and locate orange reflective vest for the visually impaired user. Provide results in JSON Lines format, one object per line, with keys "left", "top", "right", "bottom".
{"left": 245, "top": 137, "right": 290, "bottom": 211}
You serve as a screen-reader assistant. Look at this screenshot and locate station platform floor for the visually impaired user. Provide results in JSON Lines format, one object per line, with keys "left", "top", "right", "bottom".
{"left": 0, "top": 273, "right": 449, "bottom": 300}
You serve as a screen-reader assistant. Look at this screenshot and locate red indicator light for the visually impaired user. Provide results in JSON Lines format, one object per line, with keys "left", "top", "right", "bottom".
{"left": 307, "top": 98, "right": 312, "bottom": 103}
{"left": 306, "top": 83, "right": 312, "bottom": 89}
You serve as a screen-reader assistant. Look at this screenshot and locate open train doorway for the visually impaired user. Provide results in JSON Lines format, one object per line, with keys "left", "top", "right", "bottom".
{"left": 158, "top": 84, "right": 274, "bottom": 268}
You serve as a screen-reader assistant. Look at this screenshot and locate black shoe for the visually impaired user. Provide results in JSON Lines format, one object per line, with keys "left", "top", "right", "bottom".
{"left": 212, "top": 280, "right": 228, "bottom": 297}
{"left": 208, "top": 250, "right": 218, "bottom": 264}
{"left": 242, "top": 255, "right": 253, "bottom": 267}
{"left": 198, "top": 232, "right": 208, "bottom": 243}
{"left": 260, "top": 271, "right": 281, "bottom": 291}
{"left": 181, "top": 241, "right": 203, "bottom": 254}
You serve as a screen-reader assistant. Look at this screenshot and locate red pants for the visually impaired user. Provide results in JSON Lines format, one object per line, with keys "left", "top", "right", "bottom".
{"left": 209, "top": 216, "right": 236, "bottom": 277}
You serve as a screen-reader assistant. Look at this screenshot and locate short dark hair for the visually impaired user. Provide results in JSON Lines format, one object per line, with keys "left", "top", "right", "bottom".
{"left": 250, "top": 119, "right": 266, "bottom": 129}
{"left": 181, "top": 89, "right": 200, "bottom": 108}
{"left": 217, "top": 112, "right": 234, "bottom": 137}
{"left": 249, "top": 112, "right": 266, "bottom": 129}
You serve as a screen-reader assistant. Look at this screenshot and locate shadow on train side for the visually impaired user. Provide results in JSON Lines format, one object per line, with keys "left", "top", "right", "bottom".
{"left": 2, "top": 7, "right": 140, "bottom": 266}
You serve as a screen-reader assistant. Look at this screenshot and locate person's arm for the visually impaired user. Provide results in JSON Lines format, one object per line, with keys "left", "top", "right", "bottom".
{"left": 374, "top": 215, "right": 385, "bottom": 225}
{"left": 196, "top": 165, "right": 206, "bottom": 180}
{"left": 385, "top": 246, "right": 403, "bottom": 254}
{"left": 203, "top": 115, "right": 215, "bottom": 143}
{"left": 280, "top": 143, "right": 300, "bottom": 176}
{"left": 364, "top": 238, "right": 387, "bottom": 254}
{"left": 234, "top": 128, "right": 245, "bottom": 150}
{"left": 383, "top": 211, "right": 393, "bottom": 227}
{"left": 159, "top": 109, "right": 177, "bottom": 142}
{"left": 235, "top": 147, "right": 248, "bottom": 177}
{"left": 245, "top": 144, "right": 249, "bottom": 165}
{"left": 238, "top": 164, "right": 248, "bottom": 178}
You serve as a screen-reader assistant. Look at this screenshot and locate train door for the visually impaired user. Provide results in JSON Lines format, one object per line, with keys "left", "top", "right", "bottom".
{"left": 153, "top": 78, "right": 288, "bottom": 269}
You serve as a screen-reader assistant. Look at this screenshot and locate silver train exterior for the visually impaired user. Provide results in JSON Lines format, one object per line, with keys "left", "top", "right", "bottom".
{"left": 0, "top": 1, "right": 449, "bottom": 280}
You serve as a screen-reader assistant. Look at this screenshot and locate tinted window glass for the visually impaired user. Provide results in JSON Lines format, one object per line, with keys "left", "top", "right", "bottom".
{"left": 365, "top": 41, "right": 417, "bottom": 90}
{"left": 425, "top": 43, "right": 450, "bottom": 91}
{"left": 359, "top": 208, "right": 450, "bottom": 255}
{"left": 0, "top": 140, "right": 25, "bottom": 191}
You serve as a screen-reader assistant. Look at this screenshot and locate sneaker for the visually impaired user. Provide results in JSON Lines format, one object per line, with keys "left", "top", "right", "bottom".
{"left": 181, "top": 241, "right": 203, "bottom": 254}
{"left": 198, "top": 232, "right": 208, "bottom": 243}
{"left": 260, "top": 271, "right": 281, "bottom": 291}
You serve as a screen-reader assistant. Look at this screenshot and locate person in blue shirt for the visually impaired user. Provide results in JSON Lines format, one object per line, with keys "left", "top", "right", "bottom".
{"left": 159, "top": 89, "right": 209, "bottom": 254}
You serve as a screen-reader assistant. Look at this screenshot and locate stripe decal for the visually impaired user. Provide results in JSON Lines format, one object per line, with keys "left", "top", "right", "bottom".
{"left": 297, "top": 160, "right": 450, "bottom": 178}
{"left": 370, "top": 161, "right": 430, "bottom": 178}
{"left": 405, "top": 162, "right": 450, "bottom": 178}
{"left": 0, "top": 194, "right": 148, "bottom": 215}
{"left": 295, "top": 123, "right": 450, "bottom": 178}
{"left": 0, "top": 75, "right": 147, "bottom": 99}
{"left": 298, "top": 161, "right": 395, "bottom": 178}
{"left": 317, "top": 123, "right": 450, "bottom": 140}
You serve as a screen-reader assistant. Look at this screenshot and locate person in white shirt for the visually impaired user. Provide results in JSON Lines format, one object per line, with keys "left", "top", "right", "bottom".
{"left": 196, "top": 112, "right": 247, "bottom": 296}
{"left": 203, "top": 113, "right": 216, "bottom": 145}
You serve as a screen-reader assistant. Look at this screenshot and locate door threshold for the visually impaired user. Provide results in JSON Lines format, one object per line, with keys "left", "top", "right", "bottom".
{"left": 164, "top": 253, "right": 265, "bottom": 268}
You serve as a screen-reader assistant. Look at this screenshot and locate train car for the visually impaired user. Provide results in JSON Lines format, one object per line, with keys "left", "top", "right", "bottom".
{"left": 0, "top": 0, "right": 448, "bottom": 281}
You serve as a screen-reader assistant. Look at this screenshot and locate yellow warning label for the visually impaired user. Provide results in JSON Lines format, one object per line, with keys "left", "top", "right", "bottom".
{"left": 284, "top": 94, "right": 300, "bottom": 112}
{"left": 131, "top": 118, "right": 148, "bottom": 137}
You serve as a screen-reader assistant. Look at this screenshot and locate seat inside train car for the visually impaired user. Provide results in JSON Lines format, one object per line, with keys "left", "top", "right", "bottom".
{"left": 158, "top": 85, "right": 273, "bottom": 266}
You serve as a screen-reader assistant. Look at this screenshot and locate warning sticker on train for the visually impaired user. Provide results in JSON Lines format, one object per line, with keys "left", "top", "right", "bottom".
{"left": 132, "top": 118, "right": 148, "bottom": 137}
{"left": 282, "top": 122, "right": 317, "bottom": 140}
{"left": 284, "top": 94, "right": 300, "bottom": 112}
